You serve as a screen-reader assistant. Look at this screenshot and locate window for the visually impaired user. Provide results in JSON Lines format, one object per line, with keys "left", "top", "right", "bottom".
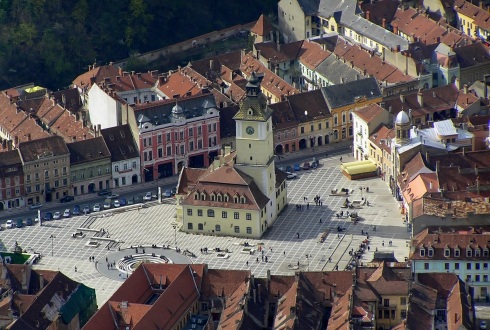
{"left": 198, "top": 126, "right": 202, "bottom": 135}
{"left": 300, "top": 127, "right": 304, "bottom": 134}
{"left": 215, "top": 224, "right": 221, "bottom": 232}
{"left": 420, "top": 248, "right": 425, "bottom": 257}
{"left": 247, "top": 227, "right": 252, "bottom": 234}
{"left": 54, "top": 168, "right": 59, "bottom": 176}
{"left": 198, "top": 210, "right": 203, "bottom": 216}
{"left": 476, "top": 263, "right": 480, "bottom": 270}
{"left": 467, "top": 263, "right": 472, "bottom": 270}
{"left": 234, "top": 212, "right": 239, "bottom": 219}
{"left": 158, "top": 134, "right": 162, "bottom": 144}
{"left": 455, "top": 263, "right": 460, "bottom": 270}
{"left": 400, "top": 297, "right": 406, "bottom": 305}
{"left": 475, "top": 275, "right": 480, "bottom": 282}
{"left": 384, "top": 299, "right": 390, "bottom": 307}
{"left": 158, "top": 148, "right": 163, "bottom": 158}
{"left": 401, "top": 310, "right": 407, "bottom": 319}
{"left": 454, "top": 249, "right": 460, "bottom": 257}
{"left": 475, "top": 248, "right": 480, "bottom": 257}
{"left": 428, "top": 248, "right": 434, "bottom": 257}
{"left": 424, "top": 263, "right": 429, "bottom": 270}
{"left": 444, "top": 249, "right": 450, "bottom": 257}
{"left": 445, "top": 263, "right": 450, "bottom": 270}
{"left": 207, "top": 210, "right": 214, "bottom": 217}
{"left": 222, "top": 211, "right": 227, "bottom": 218}
{"left": 187, "top": 209, "right": 192, "bottom": 216}
{"left": 187, "top": 223, "right": 193, "bottom": 230}
{"left": 466, "top": 249, "right": 472, "bottom": 257}
{"left": 234, "top": 226, "right": 240, "bottom": 233}
{"left": 246, "top": 213, "right": 252, "bottom": 220}
{"left": 484, "top": 249, "right": 489, "bottom": 257}
{"left": 484, "top": 263, "right": 488, "bottom": 270}
{"left": 318, "top": 123, "right": 322, "bottom": 130}
{"left": 198, "top": 223, "right": 204, "bottom": 230}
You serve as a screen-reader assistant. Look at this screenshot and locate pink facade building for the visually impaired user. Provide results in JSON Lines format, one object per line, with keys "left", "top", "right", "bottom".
{"left": 130, "top": 93, "right": 221, "bottom": 181}
{"left": 0, "top": 150, "right": 24, "bottom": 210}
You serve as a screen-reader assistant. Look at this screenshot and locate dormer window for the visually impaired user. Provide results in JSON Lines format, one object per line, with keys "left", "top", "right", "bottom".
{"left": 420, "top": 248, "right": 426, "bottom": 257}
{"left": 466, "top": 248, "right": 472, "bottom": 257}
{"left": 444, "top": 248, "right": 450, "bottom": 257}
{"left": 234, "top": 196, "right": 239, "bottom": 203}
{"left": 240, "top": 196, "right": 246, "bottom": 204}
{"left": 224, "top": 194, "right": 229, "bottom": 202}
{"left": 475, "top": 248, "right": 481, "bottom": 257}
{"left": 210, "top": 193, "right": 215, "bottom": 201}
{"left": 454, "top": 248, "right": 460, "bottom": 257}
{"left": 217, "top": 194, "right": 222, "bottom": 202}
{"left": 248, "top": 109, "right": 254, "bottom": 116}
{"left": 484, "top": 248, "right": 489, "bottom": 257}
{"left": 194, "top": 192, "right": 199, "bottom": 200}
{"left": 428, "top": 247, "right": 434, "bottom": 257}
{"left": 201, "top": 192, "right": 206, "bottom": 201}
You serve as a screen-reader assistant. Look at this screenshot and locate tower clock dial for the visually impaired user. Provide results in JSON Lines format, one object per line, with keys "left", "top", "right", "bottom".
{"left": 246, "top": 126, "right": 255, "bottom": 135}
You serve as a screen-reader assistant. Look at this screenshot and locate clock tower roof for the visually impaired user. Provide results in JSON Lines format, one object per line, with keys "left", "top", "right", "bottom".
{"left": 233, "top": 71, "right": 273, "bottom": 122}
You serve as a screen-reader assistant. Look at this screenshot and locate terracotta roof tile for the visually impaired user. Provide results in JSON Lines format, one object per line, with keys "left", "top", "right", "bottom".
{"left": 250, "top": 14, "right": 273, "bottom": 37}
{"left": 369, "top": 124, "right": 395, "bottom": 154}
{"left": 18, "top": 135, "right": 69, "bottom": 163}
{"left": 240, "top": 52, "right": 298, "bottom": 100}
{"left": 254, "top": 41, "right": 303, "bottom": 64}
{"left": 72, "top": 63, "right": 121, "bottom": 88}
{"left": 156, "top": 70, "right": 202, "bottom": 98}
{"left": 298, "top": 40, "right": 331, "bottom": 70}
{"left": 355, "top": 103, "right": 386, "bottom": 122}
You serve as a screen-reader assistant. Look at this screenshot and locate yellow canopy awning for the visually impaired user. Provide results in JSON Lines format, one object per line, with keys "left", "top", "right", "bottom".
{"left": 341, "top": 160, "right": 373, "bottom": 169}
{"left": 25, "top": 86, "right": 44, "bottom": 93}
{"left": 341, "top": 162, "right": 377, "bottom": 175}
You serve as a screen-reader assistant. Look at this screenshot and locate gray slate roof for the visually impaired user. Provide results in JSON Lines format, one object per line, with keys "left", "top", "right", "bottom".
{"left": 101, "top": 124, "right": 140, "bottom": 162}
{"left": 315, "top": 54, "right": 361, "bottom": 84}
{"left": 298, "top": 0, "right": 320, "bottom": 15}
{"left": 134, "top": 94, "right": 217, "bottom": 127}
{"left": 67, "top": 136, "right": 111, "bottom": 165}
{"left": 18, "top": 136, "right": 69, "bottom": 163}
{"left": 321, "top": 77, "right": 381, "bottom": 109}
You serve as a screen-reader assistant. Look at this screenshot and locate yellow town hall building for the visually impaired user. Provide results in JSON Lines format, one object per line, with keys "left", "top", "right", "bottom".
{"left": 175, "top": 72, "right": 288, "bottom": 238}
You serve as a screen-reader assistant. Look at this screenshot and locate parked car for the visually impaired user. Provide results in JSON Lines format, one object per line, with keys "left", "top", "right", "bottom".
{"left": 97, "top": 189, "right": 111, "bottom": 196}
{"left": 93, "top": 203, "right": 101, "bottom": 212}
{"left": 164, "top": 190, "right": 172, "bottom": 198}
{"left": 43, "top": 212, "right": 53, "bottom": 221}
{"left": 143, "top": 192, "right": 152, "bottom": 201}
{"left": 293, "top": 163, "right": 301, "bottom": 171}
{"left": 72, "top": 205, "right": 81, "bottom": 216}
{"left": 312, "top": 161, "right": 318, "bottom": 169}
{"left": 481, "top": 320, "right": 487, "bottom": 330}
{"left": 127, "top": 197, "right": 135, "bottom": 205}
{"left": 120, "top": 198, "right": 127, "bottom": 206}
{"left": 26, "top": 218, "right": 33, "bottom": 226}
{"left": 6, "top": 220, "right": 14, "bottom": 229}
{"left": 286, "top": 172, "right": 297, "bottom": 179}
{"left": 103, "top": 199, "right": 111, "bottom": 209}
{"left": 286, "top": 165, "right": 293, "bottom": 172}
{"left": 60, "top": 195, "right": 74, "bottom": 203}
{"left": 63, "top": 209, "right": 71, "bottom": 218}
{"left": 16, "top": 218, "right": 23, "bottom": 228}
{"left": 109, "top": 193, "right": 119, "bottom": 199}
{"left": 83, "top": 205, "right": 90, "bottom": 214}
{"left": 29, "top": 203, "right": 43, "bottom": 210}
{"left": 113, "top": 199, "right": 121, "bottom": 208}
{"left": 171, "top": 187, "right": 177, "bottom": 196}
{"left": 303, "top": 162, "right": 311, "bottom": 170}
{"left": 53, "top": 211, "right": 62, "bottom": 220}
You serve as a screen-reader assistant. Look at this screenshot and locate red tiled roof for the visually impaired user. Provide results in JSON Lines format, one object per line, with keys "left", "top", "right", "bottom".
{"left": 298, "top": 40, "right": 331, "bottom": 70}
{"left": 240, "top": 52, "right": 298, "bottom": 100}
{"left": 355, "top": 104, "right": 386, "bottom": 122}
{"left": 156, "top": 70, "right": 202, "bottom": 98}
{"left": 72, "top": 63, "right": 120, "bottom": 88}
{"left": 455, "top": 0, "right": 490, "bottom": 30}
{"left": 369, "top": 124, "right": 394, "bottom": 154}
{"left": 254, "top": 41, "right": 303, "bottom": 64}
{"left": 250, "top": 14, "right": 273, "bottom": 37}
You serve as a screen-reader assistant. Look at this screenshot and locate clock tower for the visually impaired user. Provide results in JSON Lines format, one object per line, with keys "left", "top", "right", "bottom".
{"left": 234, "top": 72, "right": 279, "bottom": 224}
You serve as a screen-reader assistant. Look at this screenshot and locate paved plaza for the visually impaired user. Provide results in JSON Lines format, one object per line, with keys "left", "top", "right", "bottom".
{"left": 0, "top": 151, "right": 410, "bottom": 305}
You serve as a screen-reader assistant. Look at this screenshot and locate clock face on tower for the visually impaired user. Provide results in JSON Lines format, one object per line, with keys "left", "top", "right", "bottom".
{"left": 246, "top": 126, "right": 255, "bottom": 135}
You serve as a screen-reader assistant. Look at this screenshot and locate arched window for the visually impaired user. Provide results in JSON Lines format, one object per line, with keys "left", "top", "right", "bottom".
{"left": 207, "top": 209, "right": 214, "bottom": 217}
{"left": 194, "top": 193, "right": 199, "bottom": 200}
{"left": 201, "top": 193, "right": 206, "bottom": 201}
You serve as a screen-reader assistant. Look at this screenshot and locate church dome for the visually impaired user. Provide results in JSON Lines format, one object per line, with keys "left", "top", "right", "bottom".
{"left": 395, "top": 110, "right": 410, "bottom": 125}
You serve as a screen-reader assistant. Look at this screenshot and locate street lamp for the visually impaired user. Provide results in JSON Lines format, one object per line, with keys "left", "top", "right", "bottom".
{"left": 172, "top": 224, "right": 178, "bottom": 249}
{"left": 49, "top": 235, "right": 56, "bottom": 256}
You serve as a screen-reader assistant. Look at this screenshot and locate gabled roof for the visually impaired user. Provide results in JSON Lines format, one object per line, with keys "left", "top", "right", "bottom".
{"left": 288, "top": 89, "right": 332, "bottom": 121}
{"left": 72, "top": 63, "right": 120, "bottom": 89}
{"left": 369, "top": 124, "right": 394, "bottom": 154}
{"left": 67, "top": 136, "right": 110, "bottom": 165}
{"left": 321, "top": 77, "right": 381, "bottom": 109}
{"left": 297, "top": 0, "right": 320, "bottom": 15}
{"left": 354, "top": 103, "right": 386, "bottom": 123}
{"left": 155, "top": 70, "right": 203, "bottom": 99}
{"left": 298, "top": 39, "right": 331, "bottom": 70}
{"left": 250, "top": 14, "right": 273, "bottom": 37}
{"left": 254, "top": 41, "right": 304, "bottom": 64}
{"left": 455, "top": 0, "right": 490, "bottom": 30}
{"left": 18, "top": 136, "right": 69, "bottom": 163}
{"left": 454, "top": 42, "right": 490, "bottom": 68}
{"left": 100, "top": 124, "right": 140, "bottom": 162}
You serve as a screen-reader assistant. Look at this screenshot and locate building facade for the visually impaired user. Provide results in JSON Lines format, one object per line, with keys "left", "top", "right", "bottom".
{"left": 0, "top": 150, "right": 24, "bottom": 210}
{"left": 101, "top": 124, "right": 141, "bottom": 187}
{"left": 18, "top": 136, "right": 70, "bottom": 204}
{"left": 67, "top": 136, "right": 112, "bottom": 195}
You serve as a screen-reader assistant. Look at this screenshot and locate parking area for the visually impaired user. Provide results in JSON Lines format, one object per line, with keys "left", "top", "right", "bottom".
{"left": 0, "top": 151, "right": 410, "bottom": 305}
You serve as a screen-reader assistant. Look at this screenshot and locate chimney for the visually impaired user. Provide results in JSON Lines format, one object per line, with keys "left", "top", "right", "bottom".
{"left": 429, "top": 181, "right": 433, "bottom": 189}
{"left": 116, "top": 76, "right": 121, "bottom": 82}
{"left": 119, "top": 67, "right": 123, "bottom": 76}
{"left": 365, "top": 11, "right": 370, "bottom": 21}
{"left": 382, "top": 18, "right": 386, "bottom": 28}
{"left": 400, "top": 94, "right": 405, "bottom": 103}
{"left": 26, "top": 133, "right": 31, "bottom": 141}
{"left": 224, "top": 144, "right": 231, "bottom": 155}
{"left": 393, "top": 26, "right": 398, "bottom": 35}
{"left": 209, "top": 59, "right": 214, "bottom": 69}
{"left": 463, "top": 84, "right": 468, "bottom": 94}
{"left": 417, "top": 89, "right": 424, "bottom": 107}
{"left": 83, "top": 134, "right": 87, "bottom": 140}
{"left": 256, "top": 49, "right": 261, "bottom": 59}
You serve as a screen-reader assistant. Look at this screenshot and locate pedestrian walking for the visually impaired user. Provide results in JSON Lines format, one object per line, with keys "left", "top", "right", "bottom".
{"left": 105, "top": 257, "right": 108, "bottom": 262}
{"left": 368, "top": 246, "right": 370, "bottom": 251}
{"left": 382, "top": 240, "right": 385, "bottom": 247}
{"left": 283, "top": 251, "right": 286, "bottom": 256}
{"left": 319, "top": 218, "right": 322, "bottom": 223}
{"left": 340, "top": 157, "right": 343, "bottom": 162}
{"left": 75, "top": 266, "right": 77, "bottom": 272}
{"left": 296, "top": 232, "right": 300, "bottom": 239}
{"left": 256, "top": 257, "right": 259, "bottom": 263}
{"left": 361, "top": 230, "right": 364, "bottom": 235}
{"left": 246, "top": 261, "right": 249, "bottom": 266}
{"left": 261, "top": 255, "right": 264, "bottom": 261}
{"left": 307, "top": 203, "right": 309, "bottom": 209}
{"left": 265, "top": 256, "right": 268, "bottom": 263}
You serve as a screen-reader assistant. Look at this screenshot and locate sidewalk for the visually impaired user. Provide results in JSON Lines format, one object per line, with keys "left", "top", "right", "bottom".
{"left": 1, "top": 141, "right": 353, "bottom": 218}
